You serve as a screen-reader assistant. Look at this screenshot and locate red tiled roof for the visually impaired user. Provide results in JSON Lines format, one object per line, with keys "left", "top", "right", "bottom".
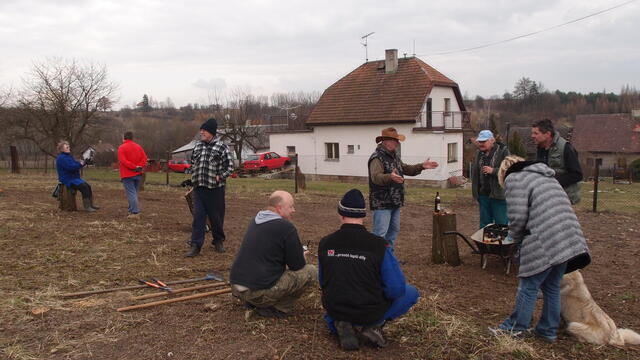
{"left": 307, "top": 57, "right": 465, "bottom": 126}
{"left": 573, "top": 113, "right": 640, "bottom": 153}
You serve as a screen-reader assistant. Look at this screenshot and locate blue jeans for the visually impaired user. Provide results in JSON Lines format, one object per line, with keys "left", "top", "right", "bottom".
{"left": 499, "top": 262, "right": 567, "bottom": 340}
{"left": 324, "top": 284, "right": 419, "bottom": 334}
{"left": 478, "top": 195, "right": 508, "bottom": 228}
{"left": 122, "top": 175, "right": 141, "bottom": 214}
{"left": 191, "top": 186, "right": 226, "bottom": 248}
{"left": 372, "top": 208, "right": 401, "bottom": 248}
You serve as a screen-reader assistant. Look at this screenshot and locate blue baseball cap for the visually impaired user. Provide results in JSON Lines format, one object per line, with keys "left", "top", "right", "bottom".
{"left": 477, "top": 130, "right": 494, "bottom": 142}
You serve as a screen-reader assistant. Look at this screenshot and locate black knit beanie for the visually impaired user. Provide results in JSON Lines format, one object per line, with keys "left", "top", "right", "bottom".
{"left": 337, "top": 189, "right": 366, "bottom": 218}
{"left": 200, "top": 118, "right": 218, "bottom": 135}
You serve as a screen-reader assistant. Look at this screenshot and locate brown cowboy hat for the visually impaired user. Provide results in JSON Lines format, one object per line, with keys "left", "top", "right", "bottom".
{"left": 375, "top": 127, "right": 406, "bottom": 143}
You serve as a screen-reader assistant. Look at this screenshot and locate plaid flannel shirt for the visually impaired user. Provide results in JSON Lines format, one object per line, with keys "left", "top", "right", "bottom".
{"left": 189, "top": 138, "right": 234, "bottom": 189}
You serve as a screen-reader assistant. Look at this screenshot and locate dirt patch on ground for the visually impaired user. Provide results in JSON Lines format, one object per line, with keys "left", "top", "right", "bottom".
{"left": 1, "top": 175, "right": 639, "bottom": 359}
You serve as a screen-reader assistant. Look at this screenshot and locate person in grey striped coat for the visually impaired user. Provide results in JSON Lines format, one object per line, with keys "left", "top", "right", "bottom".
{"left": 489, "top": 156, "right": 590, "bottom": 342}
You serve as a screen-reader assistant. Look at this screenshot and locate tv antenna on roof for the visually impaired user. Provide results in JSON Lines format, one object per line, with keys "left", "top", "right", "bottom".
{"left": 361, "top": 32, "right": 375, "bottom": 62}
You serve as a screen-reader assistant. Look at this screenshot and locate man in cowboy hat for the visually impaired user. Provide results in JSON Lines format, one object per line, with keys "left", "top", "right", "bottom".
{"left": 368, "top": 127, "right": 438, "bottom": 249}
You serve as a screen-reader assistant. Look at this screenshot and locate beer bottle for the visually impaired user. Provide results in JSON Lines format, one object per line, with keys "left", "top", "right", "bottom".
{"left": 435, "top": 192, "right": 441, "bottom": 212}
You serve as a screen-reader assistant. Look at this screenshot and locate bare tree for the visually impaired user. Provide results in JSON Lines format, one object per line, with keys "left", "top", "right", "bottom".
{"left": 16, "top": 58, "right": 118, "bottom": 156}
{"left": 218, "top": 89, "right": 268, "bottom": 162}
{"left": 270, "top": 91, "right": 319, "bottom": 129}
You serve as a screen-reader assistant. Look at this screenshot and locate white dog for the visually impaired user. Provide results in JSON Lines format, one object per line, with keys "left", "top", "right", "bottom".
{"left": 560, "top": 270, "right": 640, "bottom": 346}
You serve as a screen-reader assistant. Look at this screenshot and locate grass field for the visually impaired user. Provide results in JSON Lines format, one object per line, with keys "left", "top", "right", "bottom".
{"left": 2, "top": 168, "right": 637, "bottom": 214}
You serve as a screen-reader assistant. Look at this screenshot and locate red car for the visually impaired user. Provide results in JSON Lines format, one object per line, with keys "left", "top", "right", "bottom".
{"left": 241, "top": 152, "right": 291, "bottom": 172}
{"left": 168, "top": 159, "right": 191, "bottom": 173}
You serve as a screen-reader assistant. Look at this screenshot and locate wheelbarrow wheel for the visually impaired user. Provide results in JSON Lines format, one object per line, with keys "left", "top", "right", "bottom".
{"left": 481, "top": 254, "right": 488, "bottom": 269}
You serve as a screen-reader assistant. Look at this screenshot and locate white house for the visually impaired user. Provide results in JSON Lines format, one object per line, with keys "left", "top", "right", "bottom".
{"left": 269, "top": 49, "right": 468, "bottom": 186}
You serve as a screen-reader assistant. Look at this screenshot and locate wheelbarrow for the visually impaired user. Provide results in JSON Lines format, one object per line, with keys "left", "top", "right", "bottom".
{"left": 444, "top": 224, "right": 518, "bottom": 274}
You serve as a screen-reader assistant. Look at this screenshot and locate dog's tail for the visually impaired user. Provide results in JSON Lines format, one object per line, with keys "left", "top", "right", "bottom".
{"left": 617, "top": 328, "right": 640, "bottom": 345}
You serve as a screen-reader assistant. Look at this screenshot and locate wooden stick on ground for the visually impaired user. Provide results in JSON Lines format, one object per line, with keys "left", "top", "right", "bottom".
{"left": 132, "top": 282, "right": 227, "bottom": 301}
{"left": 117, "top": 288, "right": 231, "bottom": 312}
{"left": 60, "top": 273, "right": 223, "bottom": 298}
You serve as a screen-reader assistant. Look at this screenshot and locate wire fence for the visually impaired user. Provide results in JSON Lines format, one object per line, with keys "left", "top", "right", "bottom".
{"left": 579, "top": 164, "right": 640, "bottom": 215}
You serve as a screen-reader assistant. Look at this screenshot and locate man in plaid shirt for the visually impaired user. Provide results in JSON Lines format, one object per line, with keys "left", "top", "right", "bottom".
{"left": 186, "top": 118, "right": 235, "bottom": 257}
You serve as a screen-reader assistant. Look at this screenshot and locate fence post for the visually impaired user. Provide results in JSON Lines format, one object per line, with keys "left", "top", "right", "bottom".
{"left": 294, "top": 154, "right": 298, "bottom": 194}
{"left": 166, "top": 151, "right": 170, "bottom": 186}
{"left": 592, "top": 160, "right": 600, "bottom": 212}
{"left": 10, "top": 146, "right": 20, "bottom": 174}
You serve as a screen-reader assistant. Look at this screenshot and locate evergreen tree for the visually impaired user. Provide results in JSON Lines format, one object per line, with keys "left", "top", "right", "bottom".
{"left": 489, "top": 114, "right": 499, "bottom": 137}
{"left": 138, "top": 94, "right": 152, "bottom": 112}
{"left": 508, "top": 131, "right": 527, "bottom": 158}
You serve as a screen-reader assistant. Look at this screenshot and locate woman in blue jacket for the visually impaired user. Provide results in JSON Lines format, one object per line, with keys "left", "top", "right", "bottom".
{"left": 55, "top": 140, "right": 99, "bottom": 212}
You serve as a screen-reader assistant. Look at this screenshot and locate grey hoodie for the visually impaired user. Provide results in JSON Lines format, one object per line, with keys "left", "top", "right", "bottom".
{"left": 255, "top": 210, "right": 282, "bottom": 224}
{"left": 505, "top": 162, "right": 590, "bottom": 277}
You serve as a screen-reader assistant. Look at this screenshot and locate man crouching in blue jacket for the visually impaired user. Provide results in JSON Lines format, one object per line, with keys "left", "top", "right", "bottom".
{"left": 318, "top": 189, "right": 419, "bottom": 351}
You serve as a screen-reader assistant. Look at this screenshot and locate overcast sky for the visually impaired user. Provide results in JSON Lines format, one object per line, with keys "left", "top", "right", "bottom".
{"left": 1, "top": 0, "right": 638, "bottom": 108}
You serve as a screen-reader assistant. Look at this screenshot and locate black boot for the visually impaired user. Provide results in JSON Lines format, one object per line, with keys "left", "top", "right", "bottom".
{"left": 185, "top": 244, "right": 201, "bottom": 257}
{"left": 214, "top": 242, "right": 226, "bottom": 253}
{"left": 89, "top": 196, "right": 100, "bottom": 210}
{"left": 359, "top": 325, "right": 387, "bottom": 348}
{"left": 82, "top": 198, "right": 96, "bottom": 212}
{"left": 334, "top": 321, "right": 359, "bottom": 351}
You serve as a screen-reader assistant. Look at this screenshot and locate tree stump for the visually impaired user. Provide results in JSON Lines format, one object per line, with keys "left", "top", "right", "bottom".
{"left": 58, "top": 186, "right": 78, "bottom": 211}
{"left": 432, "top": 212, "right": 461, "bottom": 266}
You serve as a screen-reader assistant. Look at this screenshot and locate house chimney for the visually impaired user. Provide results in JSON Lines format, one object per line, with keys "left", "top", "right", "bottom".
{"left": 385, "top": 49, "right": 398, "bottom": 74}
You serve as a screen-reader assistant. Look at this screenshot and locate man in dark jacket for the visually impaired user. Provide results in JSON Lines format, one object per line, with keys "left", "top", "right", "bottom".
{"left": 471, "top": 130, "right": 509, "bottom": 228}
{"left": 185, "top": 118, "right": 234, "bottom": 257}
{"left": 368, "top": 127, "right": 438, "bottom": 249}
{"left": 230, "top": 190, "right": 316, "bottom": 318}
{"left": 318, "top": 189, "right": 419, "bottom": 351}
{"left": 531, "top": 118, "right": 583, "bottom": 204}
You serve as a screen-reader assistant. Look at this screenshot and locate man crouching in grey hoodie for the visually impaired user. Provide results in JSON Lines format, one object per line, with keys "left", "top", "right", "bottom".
{"left": 230, "top": 190, "right": 317, "bottom": 318}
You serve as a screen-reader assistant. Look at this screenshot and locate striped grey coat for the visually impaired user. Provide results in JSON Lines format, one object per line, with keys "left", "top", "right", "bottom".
{"left": 505, "top": 162, "right": 589, "bottom": 278}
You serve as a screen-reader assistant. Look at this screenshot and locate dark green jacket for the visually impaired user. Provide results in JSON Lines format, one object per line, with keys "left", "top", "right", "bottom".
{"left": 471, "top": 142, "right": 509, "bottom": 201}
{"left": 543, "top": 133, "right": 581, "bottom": 204}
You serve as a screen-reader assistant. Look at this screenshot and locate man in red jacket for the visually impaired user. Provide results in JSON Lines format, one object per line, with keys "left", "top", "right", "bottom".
{"left": 118, "top": 131, "right": 148, "bottom": 218}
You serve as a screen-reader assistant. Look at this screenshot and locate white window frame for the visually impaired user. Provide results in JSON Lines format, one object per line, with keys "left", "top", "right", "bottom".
{"left": 444, "top": 98, "right": 451, "bottom": 116}
{"left": 325, "top": 142, "right": 340, "bottom": 161}
{"left": 447, "top": 142, "right": 458, "bottom": 163}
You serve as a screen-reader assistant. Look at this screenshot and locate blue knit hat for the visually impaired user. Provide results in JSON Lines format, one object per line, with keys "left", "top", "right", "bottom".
{"left": 200, "top": 118, "right": 218, "bottom": 135}
{"left": 338, "top": 189, "right": 366, "bottom": 218}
